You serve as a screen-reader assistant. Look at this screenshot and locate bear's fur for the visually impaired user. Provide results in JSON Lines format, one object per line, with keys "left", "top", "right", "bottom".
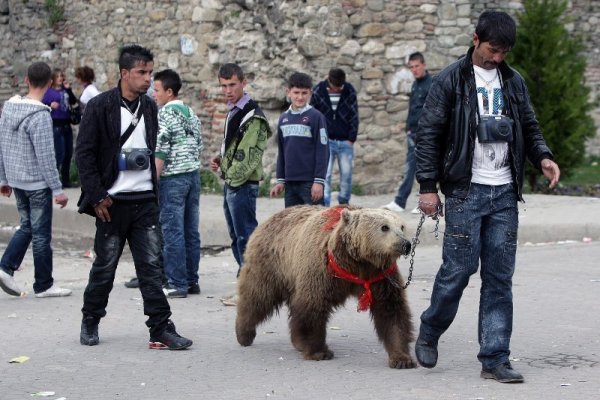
{"left": 235, "top": 205, "right": 416, "bottom": 369}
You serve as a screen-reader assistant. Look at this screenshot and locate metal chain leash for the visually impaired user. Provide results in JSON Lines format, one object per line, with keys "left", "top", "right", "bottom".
{"left": 399, "top": 203, "right": 442, "bottom": 289}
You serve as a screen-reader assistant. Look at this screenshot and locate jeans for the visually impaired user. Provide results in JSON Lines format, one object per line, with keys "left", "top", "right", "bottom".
{"left": 284, "top": 181, "right": 323, "bottom": 207}
{"left": 159, "top": 172, "right": 201, "bottom": 291}
{"left": 0, "top": 188, "right": 54, "bottom": 293}
{"left": 394, "top": 135, "right": 416, "bottom": 208}
{"left": 53, "top": 123, "right": 73, "bottom": 185}
{"left": 324, "top": 140, "right": 353, "bottom": 207}
{"left": 419, "top": 183, "right": 518, "bottom": 369}
{"left": 223, "top": 182, "right": 258, "bottom": 275}
{"left": 81, "top": 201, "right": 171, "bottom": 337}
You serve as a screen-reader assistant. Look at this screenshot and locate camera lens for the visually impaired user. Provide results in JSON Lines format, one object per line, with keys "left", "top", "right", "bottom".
{"left": 134, "top": 155, "right": 146, "bottom": 167}
{"left": 497, "top": 121, "right": 511, "bottom": 137}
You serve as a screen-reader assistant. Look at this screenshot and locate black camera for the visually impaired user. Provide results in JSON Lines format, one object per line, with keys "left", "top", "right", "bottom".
{"left": 477, "top": 115, "right": 514, "bottom": 143}
{"left": 117, "top": 148, "right": 152, "bottom": 171}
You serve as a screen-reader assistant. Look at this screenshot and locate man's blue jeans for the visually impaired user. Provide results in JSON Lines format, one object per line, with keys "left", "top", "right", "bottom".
{"left": 0, "top": 188, "right": 54, "bottom": 293}
{"left": 394, "top": 135, "right": 416, "bottom": 208}
{"left": 284, "top": 181, "right": 324, "bottom": 207}
{"left": 223, "top": 182, "right": 258, "bottom": 275}
{"left": 159, "top": 172, "right": 201, "bottom": 291}
{"left": 324, "top": 140, "right": 353, "bottom": 207}
{"left": 419, "top": 183, "right": 519, "bottom": 369}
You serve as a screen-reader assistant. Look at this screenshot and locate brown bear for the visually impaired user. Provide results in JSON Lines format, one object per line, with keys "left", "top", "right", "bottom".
{"left": 235, "top": 205, "right": 416, "bottom": 369}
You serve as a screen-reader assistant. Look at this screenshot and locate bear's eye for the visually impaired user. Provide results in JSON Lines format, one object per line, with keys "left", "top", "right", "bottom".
{"left": 381, "top": 225, "right": 390, "bottom": 232}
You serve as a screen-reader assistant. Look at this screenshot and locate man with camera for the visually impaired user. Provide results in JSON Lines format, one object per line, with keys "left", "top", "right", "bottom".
{"left": 414, "top": 11, "right": 560, "bottom": 383}
{"left": 75, "top": 44, "right": 192, "bottom": 350}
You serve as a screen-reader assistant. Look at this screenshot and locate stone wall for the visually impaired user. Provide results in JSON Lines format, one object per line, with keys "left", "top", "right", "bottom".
{"left": 1, "top": 0, "right": 599, "bottom": 193}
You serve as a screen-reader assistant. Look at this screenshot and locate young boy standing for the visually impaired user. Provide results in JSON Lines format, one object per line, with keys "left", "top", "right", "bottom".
{"left": 152, "top": 69, "right": 203, "bottom": 299}
{"left": 0, "top": 61, "right": 71, "bottom": 298}
{"left": 270, "top": 72, "right": 329, "bottom": 207}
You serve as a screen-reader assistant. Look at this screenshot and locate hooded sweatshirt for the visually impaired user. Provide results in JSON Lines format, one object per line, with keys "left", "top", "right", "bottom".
{"left": 155, "top": 100, "right": 203, "bottom": 178}
{"left": 0, "top": 95, "right": 63, "bottom": 195}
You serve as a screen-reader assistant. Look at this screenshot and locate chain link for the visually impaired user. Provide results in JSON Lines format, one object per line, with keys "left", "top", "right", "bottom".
{"left": 398, "top": 203, "right": 443, "bottom": 289}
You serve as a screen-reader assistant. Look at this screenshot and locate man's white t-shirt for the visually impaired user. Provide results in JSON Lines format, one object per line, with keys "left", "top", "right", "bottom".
{"left": 471, "top": 65, "right": 512, "bottom": 185}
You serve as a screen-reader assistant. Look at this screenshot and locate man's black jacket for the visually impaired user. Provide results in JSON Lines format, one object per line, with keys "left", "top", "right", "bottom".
{"left": 75, "top": 87, "right": 159, "bottom": 216}
{"left": 415, "top": 46, "right": 554, "bottom": 200}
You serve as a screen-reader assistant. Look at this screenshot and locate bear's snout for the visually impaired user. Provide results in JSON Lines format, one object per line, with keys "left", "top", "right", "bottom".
{"left": 398, "top": 239, "right": 411, "bottom": 256}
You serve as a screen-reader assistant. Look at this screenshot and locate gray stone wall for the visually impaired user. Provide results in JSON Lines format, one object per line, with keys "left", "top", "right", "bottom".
{"left": 1, "top": 0, "right": 599, "bottom": 193}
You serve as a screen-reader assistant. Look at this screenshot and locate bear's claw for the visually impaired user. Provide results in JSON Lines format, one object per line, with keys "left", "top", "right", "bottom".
{"left": 389, "top": 356, "right": 417, "bottom": 369}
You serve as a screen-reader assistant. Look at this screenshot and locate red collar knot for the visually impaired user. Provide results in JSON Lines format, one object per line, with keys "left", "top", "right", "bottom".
{"left": 327, "top": 251, "right": 397, "bottom": 312}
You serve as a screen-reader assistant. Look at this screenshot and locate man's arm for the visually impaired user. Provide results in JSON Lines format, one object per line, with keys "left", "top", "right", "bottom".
{"left": 313, "top": 113, "right": 329, "bottom": 188}
{"left": 346, "top": 85, "right": 359, "bottom": 142}
{"left": 154, "top": 108, "right": 173, "bottom": 178}
{"left": 28, "top": 112, "right": 64, "bottom": 196}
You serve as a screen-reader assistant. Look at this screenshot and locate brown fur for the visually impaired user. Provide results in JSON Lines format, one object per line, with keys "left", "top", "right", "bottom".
{"left": 235, "top": 205, "right": 416, "bottom": 369}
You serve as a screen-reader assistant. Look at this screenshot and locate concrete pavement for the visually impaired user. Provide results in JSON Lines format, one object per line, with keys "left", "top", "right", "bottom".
{"left": 0, "top": 235, "right": 598, "bottom": 399}
{"left": 1, "top": 190, "right": 600, "bottom": 399}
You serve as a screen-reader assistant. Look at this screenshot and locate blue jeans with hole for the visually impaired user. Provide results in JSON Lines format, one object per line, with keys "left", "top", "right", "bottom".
{"left": 419, "top": 183, "right": 519, "bottom": 369}
{"left": 0, "top": 188, "right": 54, "bottom": 293}
{"left": 324, "top": 140, "right": 353, "bottom": 207}
{"left": 394, "top": 134, "right": 416, "bottom": 208}
{"left": 223, "top": 182, "right": 258, "bottom": 275}
{"left": 159, "top": 172, "right": 201, "bottom": 291}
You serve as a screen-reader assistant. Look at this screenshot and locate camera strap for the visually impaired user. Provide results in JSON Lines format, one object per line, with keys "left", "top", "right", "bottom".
{"left": 119, "top": 103, "right": 144, "bottom": 148}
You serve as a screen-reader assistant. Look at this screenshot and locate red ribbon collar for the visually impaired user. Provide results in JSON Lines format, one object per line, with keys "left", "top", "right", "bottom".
{"left": 327, "top": 251, "right": 397, "bottom": 312}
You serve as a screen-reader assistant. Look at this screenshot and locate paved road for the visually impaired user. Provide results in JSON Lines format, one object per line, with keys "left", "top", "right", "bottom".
{"left": 1, "top": 232, "right": 598, "bottom": 399}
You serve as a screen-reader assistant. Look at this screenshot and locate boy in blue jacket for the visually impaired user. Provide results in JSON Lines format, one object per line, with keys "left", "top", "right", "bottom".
{"left": 270, "top": 73, "right": 329, "bottom": 207}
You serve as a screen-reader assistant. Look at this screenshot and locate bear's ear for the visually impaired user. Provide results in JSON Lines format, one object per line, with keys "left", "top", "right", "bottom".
{"left": 341, "top": 209, "right": 353, "bottom": 225}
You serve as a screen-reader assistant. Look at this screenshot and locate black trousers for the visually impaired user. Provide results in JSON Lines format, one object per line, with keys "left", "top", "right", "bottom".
{"left": 81, "top": 201, "right": 171, "bottom": 337}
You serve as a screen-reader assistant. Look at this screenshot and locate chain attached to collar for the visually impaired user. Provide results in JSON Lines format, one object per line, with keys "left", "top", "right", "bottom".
{"left": 400, "top": 203, "right": 442, "bottom": 289}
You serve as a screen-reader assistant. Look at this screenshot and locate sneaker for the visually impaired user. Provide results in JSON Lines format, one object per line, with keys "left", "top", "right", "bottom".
{"left": 80, "top": 316, "right": 99, "bottom": 346}
{"left": 382, "top": 201, "right": 405, "bottom": 213}
{"left": 149, "top": 326, "right": 193, "bottom": 350}
{"left": 187, "top": 283, "right": 201, "bottom": 295}
{"left": 0, "top": 269, "right": 22, "bottom": 297}
{"left": 411, "top": 207, "right": 421, "bottom": 214}
{"left": 35, "top": 285, "right": 72, "bottom": 298}
{"left": 163, "top": 285, "right": 187, "bottom": 298}
{"left": 481, "top": 362, "right": 524, "bottom": 383}
{"left": 220, "top": 293, "right": 238, "bottom": 306}
{"left": 124, "top": 277, "right": 139, "bottom": 288}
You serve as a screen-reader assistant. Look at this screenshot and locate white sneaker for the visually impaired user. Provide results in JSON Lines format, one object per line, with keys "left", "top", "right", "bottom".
{"left": 220, "top": 293, "right": 238, "bottom": 306}
{"left": 411, "top": 207, "right": 421, "bottom": 214}
{"left": 35, "top": 284, "right": 72, "bottom": 298}
{"left": 382, "top": 201, "right": 405, "bottom": 213}
{"left": 0, "top": 269, "right": 22, "bottom": 297}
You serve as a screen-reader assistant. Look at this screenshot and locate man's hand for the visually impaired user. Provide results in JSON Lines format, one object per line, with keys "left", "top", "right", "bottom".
{"left": 0, "top": 185, "right": 12, "bottom": 197}
{"left": 541, "top": 158, "right": 560, "bottom": 189}
{"left": 209, "top": 156, "right": 221, "bottom": 172}
{"left": 94, "top": 196, "right": 113, "bottom": 223}
{"left": 311, "top": 183, "right": 324, "bottom": 203}
{"left": 418, "top": 192, "right": 443, "bottom": 219}
{"left": 270, "top": 183, "right": 284, "bottom": 198}
{"left": 54, "top": 193, "right": 68, "bottom": 208}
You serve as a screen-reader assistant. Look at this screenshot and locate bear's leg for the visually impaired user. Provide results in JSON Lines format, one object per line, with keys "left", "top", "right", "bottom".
{"left": 289, "top": 301, "right": 333, "bottom": 361}
{"left": 235, "top": 267, "right": 284, "bottom": 346}
{"left": 370, "top": 287, "right": 416, "bottom": 369}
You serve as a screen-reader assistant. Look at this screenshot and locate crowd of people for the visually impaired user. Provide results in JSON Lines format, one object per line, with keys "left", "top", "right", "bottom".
{"left": 0, "top": 10, "right": 562, "bottom": 382}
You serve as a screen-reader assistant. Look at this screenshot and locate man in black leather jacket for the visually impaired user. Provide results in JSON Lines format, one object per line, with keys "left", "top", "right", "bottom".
{"left": 414, "top": 11, "right": 560, "bottom": 383}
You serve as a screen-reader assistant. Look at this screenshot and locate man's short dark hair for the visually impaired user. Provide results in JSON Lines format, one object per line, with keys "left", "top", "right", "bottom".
{"left": 154, "top": 69, "right": 182, "bottom": 96}
{"left": 75, "top": 66, "right": 95, "bottom": 84}
{"left": 328, "top": 68, "right": 346, "bottom": 87}
{"left": 218, "top": 63, "right": 245, "bottom": 81}
{"left": 27, "top": 62, "right": 52, "bottom": 88}
{"left": 119, "top": 44, "right": 154, "bottom": 71}
{"left": 475, "top": 10, "right": 517, "bottom": 49}
{"left": 288, "top": 72, "right": 312, "bottom": 89}
{"left": 408, "top": 52, "right": 425, "bottom": 64}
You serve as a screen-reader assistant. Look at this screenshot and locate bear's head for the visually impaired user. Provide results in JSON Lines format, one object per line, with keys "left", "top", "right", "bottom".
{"left": 335, "top": 208, "right": 412, "bottom": 268}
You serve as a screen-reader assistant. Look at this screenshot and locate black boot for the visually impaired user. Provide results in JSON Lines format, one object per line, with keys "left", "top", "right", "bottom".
{"left": 80, "top": 316, "right": 99, "bottom": 346}
{"left": 415, "top": 336, "right": 438, "bottom": 368}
